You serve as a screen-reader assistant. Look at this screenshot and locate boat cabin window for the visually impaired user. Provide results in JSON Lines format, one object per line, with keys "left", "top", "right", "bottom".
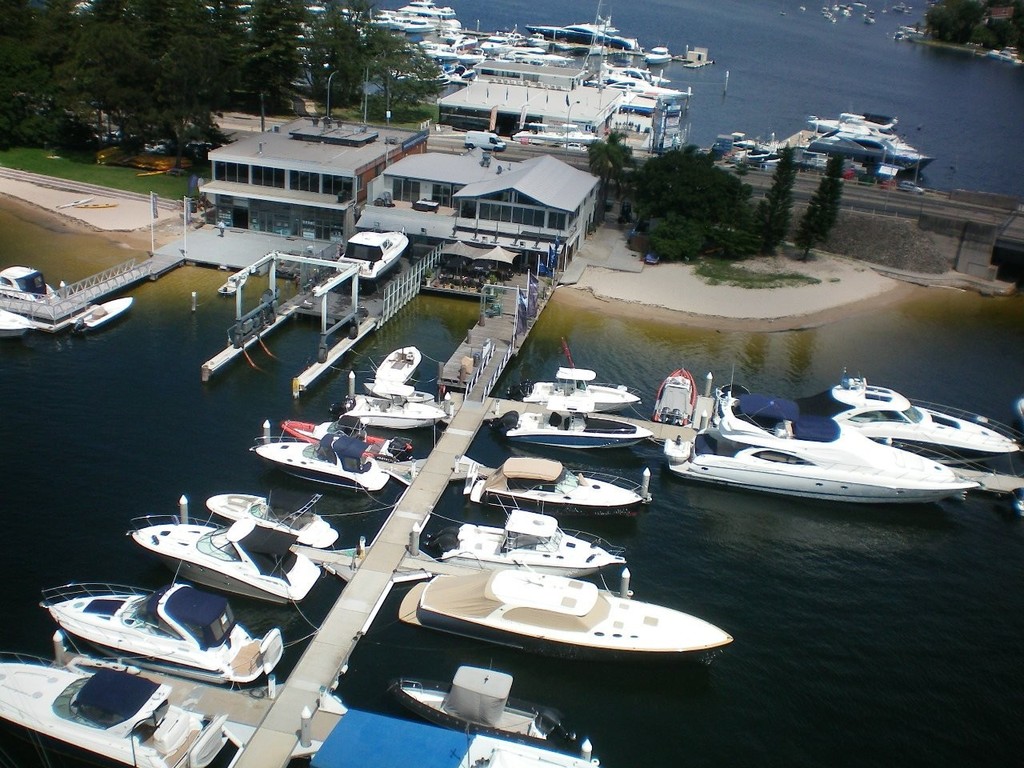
{"left": 848, "top": 410, "right": 907, "bottom": 423}
{"left": 344, "top": 241, "right": 386, "bottom": 263}
{"left": 197, "top": 533, "right": 242, "bottom": 562}
{"left": 554, "top": 472, "right": 581, "bottom": 494}
{"left": 752, "top": 450, "right": 812, "bottom": 465}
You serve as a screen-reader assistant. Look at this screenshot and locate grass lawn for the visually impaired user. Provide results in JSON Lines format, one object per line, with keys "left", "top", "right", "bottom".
{"left": 0, "top": 147, "right": 198, "bottom": 199}
{"left": 694, "top": 256, "right": 821, "bottom": 288}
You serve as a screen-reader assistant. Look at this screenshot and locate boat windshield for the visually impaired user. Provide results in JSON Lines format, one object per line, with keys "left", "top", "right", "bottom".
{"left": 903, "top": 406, "right": 926, "bottom": 424}
{"left": 554, "top": 471, "right": 582, "bottom": 494}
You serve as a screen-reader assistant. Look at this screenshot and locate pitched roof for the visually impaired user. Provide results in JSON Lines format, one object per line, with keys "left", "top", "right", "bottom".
{"left": 453, "top": 155, "right": 597, "bottom": 212}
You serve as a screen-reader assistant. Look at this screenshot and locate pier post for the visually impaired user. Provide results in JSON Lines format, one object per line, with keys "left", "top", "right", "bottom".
{"left": 641, "top": 467, "right": 651, "bottom": 502}
{"left": 704, "top": 371, "right": 714, "bottom": 397}
{"left": 349, "top": 370, "right": 356, "bottom": 398}
{"left": 299, "top": 707, "right": 312, "bottom": 749}
{"left": 179, "top": 494, "right": 189, "bottom": 524}
{"left": 581, "top": 739, "right": 593, "bottom": 761}
{"left": 619, "top": 568, "right": 632, "bottom": 599}
{"left": 268, "top": 673, "right": 277, "bottom": 699}
{"left": 52, "top": 631, "right": 68, "bottom": 667}
{"left": 263, "top": 420, "right": 272, "bottom": 443}
{"left": 409, "top": 521, "right": 423, "bottom": 556}
{"left": 191, "top": 291, "right": 197, "bottom": 312}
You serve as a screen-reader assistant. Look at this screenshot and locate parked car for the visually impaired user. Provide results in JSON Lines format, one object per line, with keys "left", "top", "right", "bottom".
{"left": 897, "top": 180, "right": 925, "bottom": 194}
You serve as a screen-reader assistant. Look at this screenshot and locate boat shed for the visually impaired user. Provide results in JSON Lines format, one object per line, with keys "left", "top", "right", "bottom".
{"left": 202, "top": 118, "right": 429, "bottom": 243}
{"left": 438, "top": 80, "right": 622, "bottom": 137}
{"left": 360, "top": 150, "right": 600, "bottom": 264}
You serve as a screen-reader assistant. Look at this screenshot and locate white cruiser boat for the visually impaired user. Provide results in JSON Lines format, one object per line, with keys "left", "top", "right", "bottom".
{"left": 389, "top": 665, "right": 576, "bottom": 748}
{"left": 463, "top": 456, "right": 649, "bottom": 517}
{"left": 0, "top": 308, "right": 33, "bottom": 338}
{"left": 333, "top": 383, "right": 449, "bottom": 429}
{"left": 217, "top": 270, "right": 247, "bottom": 296}
{"left": 512, "top": 123, "right": 599, "bottom": 147}
{"left": 651, "top": 367, "right": 700, "bottom": 426}
{"left": 252, "top": 433, "right": 392, "bottom": 491}
{"left": 645, "top": 46, "right": 672, "bottom": 65}
{"left": 795, "top": 372, "right": 1021, "bottom": 462}
{"left": 424, "top": 508, "right": 626, "bottom": 577}
{"left": 206, "top": 492, "right": 339, "bottom": 548}
{"left": 399, "top": 569, "right": 733, "bottom": 661}
{"left": 340, "top": 231, "right": 408, "bottom": 282}
{"left": 511, "top": 367, "right": 640, "bottom": 413}
{"left": 74, "top": 296, "right": 133, "bottom": 332}
{"left": 129, "top": 515, "right": 322, "bottom": 604}
{"left": 0, "top": 659, "right": 227, "bottom": 768}
{"left": 371, "top": 345, "right": 422, "bottom": 386}
{"left": 804, "top": 111, "right": 933, "bottom": 170}
{"left": 490, "top": 397, "right": 653, "bottom": 449}
{"left": 0, "top": 265, "right": 56, "bottom": 302}
{"left": 663, "top": 389, "right": 979, "bottom": 504}
{"left": 40, "top": 582, "right": 284, "bottom": 685}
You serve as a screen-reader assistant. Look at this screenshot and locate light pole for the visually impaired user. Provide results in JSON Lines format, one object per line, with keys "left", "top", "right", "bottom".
{"left": 564, "top": 99, "right": 581, "bottom": 158}
{"left": 325, "top": 69, "right": 337, "bottom": 120}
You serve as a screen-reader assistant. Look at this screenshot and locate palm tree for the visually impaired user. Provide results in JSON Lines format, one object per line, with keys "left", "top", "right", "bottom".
{"left": 587, "top": 131, "right": 633, "bottom": 216}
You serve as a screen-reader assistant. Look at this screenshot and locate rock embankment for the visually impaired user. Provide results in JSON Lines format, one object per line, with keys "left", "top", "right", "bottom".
{"left": 823, "top": 212, "right": 954, "bottom": 274}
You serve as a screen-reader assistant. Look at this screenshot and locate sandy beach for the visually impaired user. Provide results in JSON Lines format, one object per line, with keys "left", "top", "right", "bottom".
{"left": 0, "top": 169, "right": 920, "bottom": 329}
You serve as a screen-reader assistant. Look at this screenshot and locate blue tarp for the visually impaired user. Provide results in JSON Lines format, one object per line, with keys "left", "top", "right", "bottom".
{"left": 736, "top": 394, "right": 800, "bottom": 422}
{"left": 321, "top": 434, "right": 371, "bottom": 461}
{"left": 792, "top": 415, "right": 842, "bottom": 443}
{"left": 312, "top": 709, "right": 468, "bottom": 768}
{"left": 75, "top": 668, "right": 160, "bottom": 722}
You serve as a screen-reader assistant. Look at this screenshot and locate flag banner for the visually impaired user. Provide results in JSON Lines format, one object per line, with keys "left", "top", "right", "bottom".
{"left": 516, "top": 289, "right": 528, "bottom": 336}
{"left": 150, "top": 192, "right": 158, "bottom": 219}
{"left": 527, "top": 271, "right": 538, "bottom": 318}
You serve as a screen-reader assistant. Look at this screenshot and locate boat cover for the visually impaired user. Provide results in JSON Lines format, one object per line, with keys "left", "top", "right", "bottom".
{"left": 312, "top": 709, "right": 467, "bottom": 768}
{"left": 736, "top": 394, "right": 800, "bottom": 422}
{"left": 156, "top": 585, "right": 234, "bottom": 648}
{"left": 443, "top": 666, "right": 513, "bottom": 726}
{"left": 321, "top": 433, "right": 372, "bottom": 461}
{"left": 74, "top": 668, "right": 160, "bottom": 722}
{"left": 501, "top": 457, "right": 563, "bottom": 482}
{"left": 555, "top": 367, "right": 596, "bottom": 381}
{"left": 505, "top": 511, "right": 558, "bottom": 538}
{"left": 791, "top": 415, "right": 842, "bottom": 443}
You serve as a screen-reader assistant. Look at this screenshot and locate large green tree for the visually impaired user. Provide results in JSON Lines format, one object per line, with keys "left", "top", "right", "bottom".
{"left": 754, "top": 145, "right": 797, "bottom": 254}
{"left": 794, "top": 154, "right": 845, "bottom": 259}
{"left": 587, "top": 130, "right": 633, "bottom": 211}
{"left": 244, "top": 0, "right": 308, "bottom": 113}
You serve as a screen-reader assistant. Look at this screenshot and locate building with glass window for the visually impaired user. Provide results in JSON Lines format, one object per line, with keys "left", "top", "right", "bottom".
{"left": 360, "top": 148, "right": 600, "bottom": 268}
{"left": 201, "top": 118, "right": 429, "bottom": 243}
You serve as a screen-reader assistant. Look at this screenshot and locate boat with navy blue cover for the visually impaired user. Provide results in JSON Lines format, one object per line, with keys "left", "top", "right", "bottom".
{"left": 252, "top": 432, "right": 392, "bottom": 491}
{"left": 489, "top": 396, "right": 653, "bottom": 450}
{"left": 41, "top": 581, "right": 284, "bottom": 684}
{"left": 663, "top": 388, "right": 978, "bottom": 504}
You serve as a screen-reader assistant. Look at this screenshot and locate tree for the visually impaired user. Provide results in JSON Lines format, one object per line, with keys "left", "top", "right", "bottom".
{"left": 794, "top": 154, "right": 845, "bottom": 259}
{"left": 754, "top": 145, "right": 797, "bottom": 253}
{"left": 244, "top": 0, "right": 308, "bottom": 112}
{"left": 587, "top": 130, "right": 633, "bottom": 212}
{"left": 648, "top": 213, "right": 704, "bottom": 262}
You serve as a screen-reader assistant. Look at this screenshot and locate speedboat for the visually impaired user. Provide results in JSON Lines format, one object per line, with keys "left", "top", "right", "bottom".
{"left": 40, "top": 581, "right": 284, "bottom": 685}
{"left": 424, "top": 508, "right": 626, "bottom": 577}
{"left": 510, "top": 367, "right": 641, "bottom": 413}
{"left": 205, "top": 492, "right": 339, "bottom": 548}
{"left": 490, "top": 397, "right": 654, "bottom": 449}
{"left": 651, "top": 367, "right": 700, "bottom": 425}
{"left": 663, "top": 389, "right": 979, "bottom": 504}
{"left": 511, "top": 123, "right": 599, "bottom": 147}
{"left": 217, "top": 270, "right": 248, "bottom": 296}
{"left": 371, "top": 345, "right": 422, "bottom": 386}
{"left": 804, "top": 112, "right": 932, "bottom": 171}
{"left": 332, "top": 383, "right": 449, "bottom": 429}
{"left": 463, "top": 456, "right": 649, "bottom": 518}
{"left": 279, "top": 414, "right": 414, "bottom": 463}
{"left": 340, "top": 231, "right": 408, "bottom": 282}
{"left": 0, "top": 308, "right": 32, "bottom": 338}
{"left": 252, "top": 433, "right": 392, "bottom": 491}
{"left": 0, "top": 659, "right": 227, "bottom": 768}
{"left": 0, "top": 265, "right": 56, "bottom": 302}
{"left": 73, "top": 296, "right": 133, "bottom": 332}
{"left": 795, "top": 372, "right": 1021, "bottom": 462}
{"left": 128, "top": 515, "right": 322, "bottom": 604}
{"left": 389, "top": 665, "right": 576, "bottom": 748}
{"left": 398, "top": 569, "right": 733, "bottom": 662}
{"left": 645, "top": 46, "right": 672, "bottom": 65}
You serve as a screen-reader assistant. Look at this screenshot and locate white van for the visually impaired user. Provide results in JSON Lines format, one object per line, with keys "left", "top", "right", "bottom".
{"left": 464, "top": 131, "right": 507, "bottom": 152}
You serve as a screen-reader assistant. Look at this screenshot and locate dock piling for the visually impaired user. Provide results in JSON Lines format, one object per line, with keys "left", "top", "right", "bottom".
{"left": 179, "top": 494, "right": 189, "bottom": 524}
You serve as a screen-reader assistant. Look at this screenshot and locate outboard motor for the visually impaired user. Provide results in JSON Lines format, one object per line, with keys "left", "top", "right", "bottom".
{"left": 508, "top": 381, "right": 534, "bottom": 401}
{"left": 329, "top": 396, "right": 357, "bottom": 418}
{"left": 390, "top": 438, "right": 414, "bottom": 463}
{"left": 535, "top": 707, "right": 575, "bottom": 743}
{"left": 490, "top": 410, "right": 520, "bottom": 435}
{"left": 422, "top": 527, "right": 460, "bottom": 557}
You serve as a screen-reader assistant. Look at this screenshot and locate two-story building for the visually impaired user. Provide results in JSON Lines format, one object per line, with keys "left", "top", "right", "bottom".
{"left": 201, "top": 118, "right": 429, "bottom": 243}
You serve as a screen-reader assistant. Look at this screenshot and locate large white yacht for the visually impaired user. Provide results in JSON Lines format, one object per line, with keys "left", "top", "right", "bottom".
{"left": 795, "top": 372, "right": 1021, "bottom": 462}
{"left": 511, "top": 367, "right": 641, "bottom": 413}
{"left": 804, "top": 112, "right": 933, "bottom": 170}
{"left": 339, "top": 231, "right": 408, "bottom": 282}
{"left": 663, "top": 389, "right": 978, "bottom": 504}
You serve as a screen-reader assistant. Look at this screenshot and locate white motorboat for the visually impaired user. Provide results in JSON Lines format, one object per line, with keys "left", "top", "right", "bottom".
{"left": 252, "top": 433, "right": 392, "bottom": 491}
{"left": 651, "top": 367, "right": 700, "bottom": 426}
{"left": 645, "top": 46, "right": 672, "bottom": 65}
{"left": 217, "top": 270, "right": 248, "bottom": 296}
{"left": 73, "top": 296, "right": 133, "bottom": 332}
{"left": 0, "top": 308, "right": 32, "bottom": 338}
{"left": 340, "top": 231, "right": 408, "bottom": 282}
{"left": 490, "top": 397, "right": 653, "bottom": 449}
{"left": 389, "top": 666, "right": 576, "bottom": 748}
{"left": 280, "top": 415, "right": 415, "bottom": 463}
{"left": 463, "top": 456, "right": 650, "bottom": 518}
{"left": 424, "top": 508, "right": 626, "bottom": 577}
{"left": 40, "top": 581, "right": 284, "bottom": 685}
{"left": 129, "top": 515, "right": 322, "bottom": 604}
{"left": 512, "top": 123, "right": 599, "bottom": 147}
{"left": 796, "top": 372, "right": 1021, "bottom": 462}
{"left": 804, "top": 112, "right": 933, "bottom": 170}
{"left": 0, "top": 659, "right": 227, "bottom": 768}
{"left": 511, "top": 367, "right": 641, "bottom": 413}
{"left": 370, "top": 345, "right": 422, "bottom": 388}
{"left": 399, "top": 569, "right": 733, "bottom": 662}
{"left": 333, "top": 383, "right": 449, "bottom": 429}
{"left": 663, "top": 389, "right": 979, "bottom": 504}
{"left": 205, "top": 492, "right": 339, "bottom": 548}
{"left": 0, "top": 265, "right": 56, "bottom": 302}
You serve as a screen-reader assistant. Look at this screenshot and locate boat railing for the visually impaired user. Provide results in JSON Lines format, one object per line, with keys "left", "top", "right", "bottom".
{"left": 128, "top": 513, "right": 183, "bottom": 532}
{"left": 41, "top": 582, "right": 149, "bottom": 607}
{"left": 559, "top": 530, "right": 626, "bottom": 559}
{"left": 911, "top": 398, "right": 1024, "bottom": 443}
{"left": 578, "top": 470, "right": 647, "bottom": 496}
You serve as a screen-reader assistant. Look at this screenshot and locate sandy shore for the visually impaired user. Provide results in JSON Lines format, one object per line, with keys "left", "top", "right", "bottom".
{"left": 1, "top": 169, "right": 922, "bottom": 329}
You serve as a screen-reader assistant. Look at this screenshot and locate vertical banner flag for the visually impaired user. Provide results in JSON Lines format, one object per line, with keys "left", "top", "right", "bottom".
{"left": 150, "top": 192, "right": 158, "bottom": 219}
{"left": 516, "top": 288, "right": 528, "bottom": 337}
{"left": 527, "top": 271, "right": 538, "bottom": 318}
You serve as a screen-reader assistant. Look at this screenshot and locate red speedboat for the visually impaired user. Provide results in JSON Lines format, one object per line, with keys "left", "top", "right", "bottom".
{"left": 280, "top": 415, "right": 413, "bottom": 463}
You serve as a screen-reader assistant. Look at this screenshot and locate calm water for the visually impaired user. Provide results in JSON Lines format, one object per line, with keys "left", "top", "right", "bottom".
{"left": 2, "top": 195, "right": 1024, "bottom": 767}
{"left": 456, "top": 0, "right": 1024, "bottom": 196}
{"left": 2, "top": 2, "right": 1024, "bottom": 763}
